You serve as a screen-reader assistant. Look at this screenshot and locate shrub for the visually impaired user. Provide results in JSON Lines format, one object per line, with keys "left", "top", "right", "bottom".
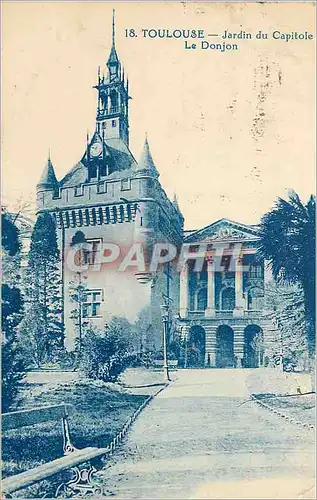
{"left": 79, "top": 318, "right": 135, "bottom": 382}
{"left": 1, "top": 285, "right": 27, "bottom": 412}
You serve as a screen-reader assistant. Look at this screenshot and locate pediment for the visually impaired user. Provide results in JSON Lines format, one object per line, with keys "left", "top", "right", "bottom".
{"left": 184, "top": 219, "right": 259, "bottom": 243}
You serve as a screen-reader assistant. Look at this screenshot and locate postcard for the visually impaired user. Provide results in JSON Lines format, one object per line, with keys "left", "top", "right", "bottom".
{"left": 1, "top": 2, "right": 315, "bottom": 499}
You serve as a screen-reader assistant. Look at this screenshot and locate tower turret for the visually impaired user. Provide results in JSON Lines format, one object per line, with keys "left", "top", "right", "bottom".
{"left": 137, "top": 136, "right": 159, "bottom": 178}
{"left": 37, "top": 153, "right": 58, "bottom": 191}
{"left": 94, "top": 9, "right": 130, "bottom": 145}
{"left": 106, "top": 10, "right": 121, "bottom": 82}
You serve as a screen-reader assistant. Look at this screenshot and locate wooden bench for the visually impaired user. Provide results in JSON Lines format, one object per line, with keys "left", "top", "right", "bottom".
{"left": 152, "top": 359, "right": 178, "bottom": 371}
{"left": 2, "top": 404, "right": 108, "bottom": 497}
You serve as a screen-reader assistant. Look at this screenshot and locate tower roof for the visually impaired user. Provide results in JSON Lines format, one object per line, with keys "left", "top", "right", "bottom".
{"left": 107, "top": 10, "right": 120, "bottom": 67}
{"left": 137, "top": 136, "right": 159, "bottom": 177}
{"left": 37, "top": 155, "right": 58, "bottom": 188}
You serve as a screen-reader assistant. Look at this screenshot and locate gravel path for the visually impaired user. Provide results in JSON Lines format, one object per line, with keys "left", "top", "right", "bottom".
{"left": 98, "top": 369, "right": 315, "bottom": 499}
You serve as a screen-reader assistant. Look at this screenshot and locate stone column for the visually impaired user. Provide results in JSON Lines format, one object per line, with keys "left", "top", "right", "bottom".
{"left": 234, "top": 326, "right": 245, "bottom": 367}
{"left": 233, "top": 257, "right": 244, "bottom": 316}
{"left": 179, "top": 262, "right": 189, "bottom": 318}
{"left": 205, "top": 326, "right": 217, "bottom": 367}
{"left": 205, "top": 257, "right": 216, "bottom": 317}
{"left": 264, "top": 259, "right": 273, "bottom": 285}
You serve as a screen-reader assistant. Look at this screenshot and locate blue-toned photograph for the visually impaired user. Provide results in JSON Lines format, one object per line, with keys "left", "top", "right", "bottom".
{"left": 1, "top": 2, "right": 315, "bottom": 499}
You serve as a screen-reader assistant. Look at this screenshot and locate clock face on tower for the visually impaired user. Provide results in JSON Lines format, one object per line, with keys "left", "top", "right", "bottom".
{"left": 90, "top": 142, "right": 102, "bottom": 157}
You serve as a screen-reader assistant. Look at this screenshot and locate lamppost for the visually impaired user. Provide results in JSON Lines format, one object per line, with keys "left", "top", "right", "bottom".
{"left": 160, "top": 303, "right": 171, "bottom": 382}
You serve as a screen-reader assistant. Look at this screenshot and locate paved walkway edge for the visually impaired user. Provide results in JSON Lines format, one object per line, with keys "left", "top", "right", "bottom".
{"left": 250, "top": 394, "right": 315, "bottom": 431}
{"left": 106, "top": 382, "right": 170, "bottom": 457}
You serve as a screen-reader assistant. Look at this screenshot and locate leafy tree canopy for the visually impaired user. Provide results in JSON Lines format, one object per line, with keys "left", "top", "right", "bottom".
{"left": 29, "top": 211, "right": 59, "bottom": 263}
{"left": 1, "top": 210, "right": 21, "bottom": 256}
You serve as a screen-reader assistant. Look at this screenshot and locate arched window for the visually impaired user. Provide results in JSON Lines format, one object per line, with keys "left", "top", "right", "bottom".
{"left": 221, "top": 287, "right": 235, "bottom": 311}
{"left": 196, "top": 288, "right": 207, "bottom": 311}
{"left": 110, "top": 90, "right": 118, "bottom": 112}
{"left": 88, "top": 165, "right": 97, "bottom": 181}
{"left": 247, "top": 287, "right": 264, "bottom": 310}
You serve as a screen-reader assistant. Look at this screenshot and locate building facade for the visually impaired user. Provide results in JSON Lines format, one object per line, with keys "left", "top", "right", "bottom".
{"left": 176, "top": 219, "right": 272, "bottom": 368}
{"left": 36, "top": 15, "right": 273, "bottom": 364}
{"left": 36, "top": 17, "right": 183, "bottom": 351}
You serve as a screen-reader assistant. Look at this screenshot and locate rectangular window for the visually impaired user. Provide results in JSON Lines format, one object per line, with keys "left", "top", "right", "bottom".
{"left": 121, "top": 179, "right": 131, "bottom": 191}
{"left": 249, "top": 265, "right": 263, "bottom": 278}
{"left": 83, "top": 238, "right": 101, "bottom": 265}
{"left": 82, "top": 289, "right": 103, "bottom": 318}
{"left": 112, "top": 119, "right": 116, "bottom": 127}
{"left": 103, "top": 122, "right": 107, "bottom": 129}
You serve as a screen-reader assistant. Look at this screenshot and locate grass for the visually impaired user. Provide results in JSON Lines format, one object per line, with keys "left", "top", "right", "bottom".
{"left": 2, "top": 368, "right": 165, "bottom": 498}
{"left": 253, "top": 392, "right": 316, "bottom": 427}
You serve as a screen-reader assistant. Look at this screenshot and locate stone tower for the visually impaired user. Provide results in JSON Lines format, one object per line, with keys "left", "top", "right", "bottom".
{"left": 36, "top": 11, "right": 184, "bottom": 350}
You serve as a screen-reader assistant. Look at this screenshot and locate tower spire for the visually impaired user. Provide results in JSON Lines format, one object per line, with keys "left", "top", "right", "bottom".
{"left": 37, "top": 153, "right": 58, "bottom": 189}
{"left": 107, "top": 9, "right": 120, "bottom": 78}
{"left": 95, "top": 11, "right": 130, "bottom": 145}
{"left": 137, "top": 135, "right": 159, "bottom": 177}
{"left": 112, "top": 9, "right": 115, "bottom": 47}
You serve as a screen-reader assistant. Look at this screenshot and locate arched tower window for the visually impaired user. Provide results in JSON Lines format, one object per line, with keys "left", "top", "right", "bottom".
{"left": 88, "top": 165, "right": 98, "bottom": 182}
{"left": 110, "top": 90, "right": 118, "bottom": 112}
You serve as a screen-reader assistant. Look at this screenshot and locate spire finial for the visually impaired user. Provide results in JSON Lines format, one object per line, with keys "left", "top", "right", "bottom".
{"left": 172, "top": 191, "right": 180, "bottom": 211}
{"left": 48, "top": 148, "right": 51, "bottom": 161}
{"left": 112, "top": 9, "right": 115, "bottom": 47}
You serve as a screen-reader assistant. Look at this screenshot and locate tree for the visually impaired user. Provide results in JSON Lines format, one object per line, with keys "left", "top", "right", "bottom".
{"left": 79, "top": 318, "right": 134, "bottom": 382}
{"left": 21, "top": 211, "right": 63, "bottom": 365}
{"left": 264, "top": 281, "right": 308, "bottom": 370}
{"left": 69, "top": 274, "right": 89, "bottom": 363}
{"left": 133, "top": 306, "right": 155, "bottom": 359}
{"left": 1, "top": 210, "right": 27, "bottom": 411}
{"left": 258, "top": 191, "right": 315, "bottom": 358}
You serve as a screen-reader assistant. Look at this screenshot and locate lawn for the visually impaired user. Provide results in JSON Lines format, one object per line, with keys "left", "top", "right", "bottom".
{"left": 2, "top": 368, "right": 165, "bottom": 498}
{"left": 254, "top": 392, "right": 316, "bottom": 427}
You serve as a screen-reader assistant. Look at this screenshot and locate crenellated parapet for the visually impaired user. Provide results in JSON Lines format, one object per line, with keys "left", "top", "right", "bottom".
{"left": 52, "top": 203, "right": 139, "bottom": 229}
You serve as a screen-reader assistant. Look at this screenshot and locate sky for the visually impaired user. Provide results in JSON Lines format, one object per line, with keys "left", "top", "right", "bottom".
{"left": 2, "top": 1, "right": 315, "bottom": 229}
